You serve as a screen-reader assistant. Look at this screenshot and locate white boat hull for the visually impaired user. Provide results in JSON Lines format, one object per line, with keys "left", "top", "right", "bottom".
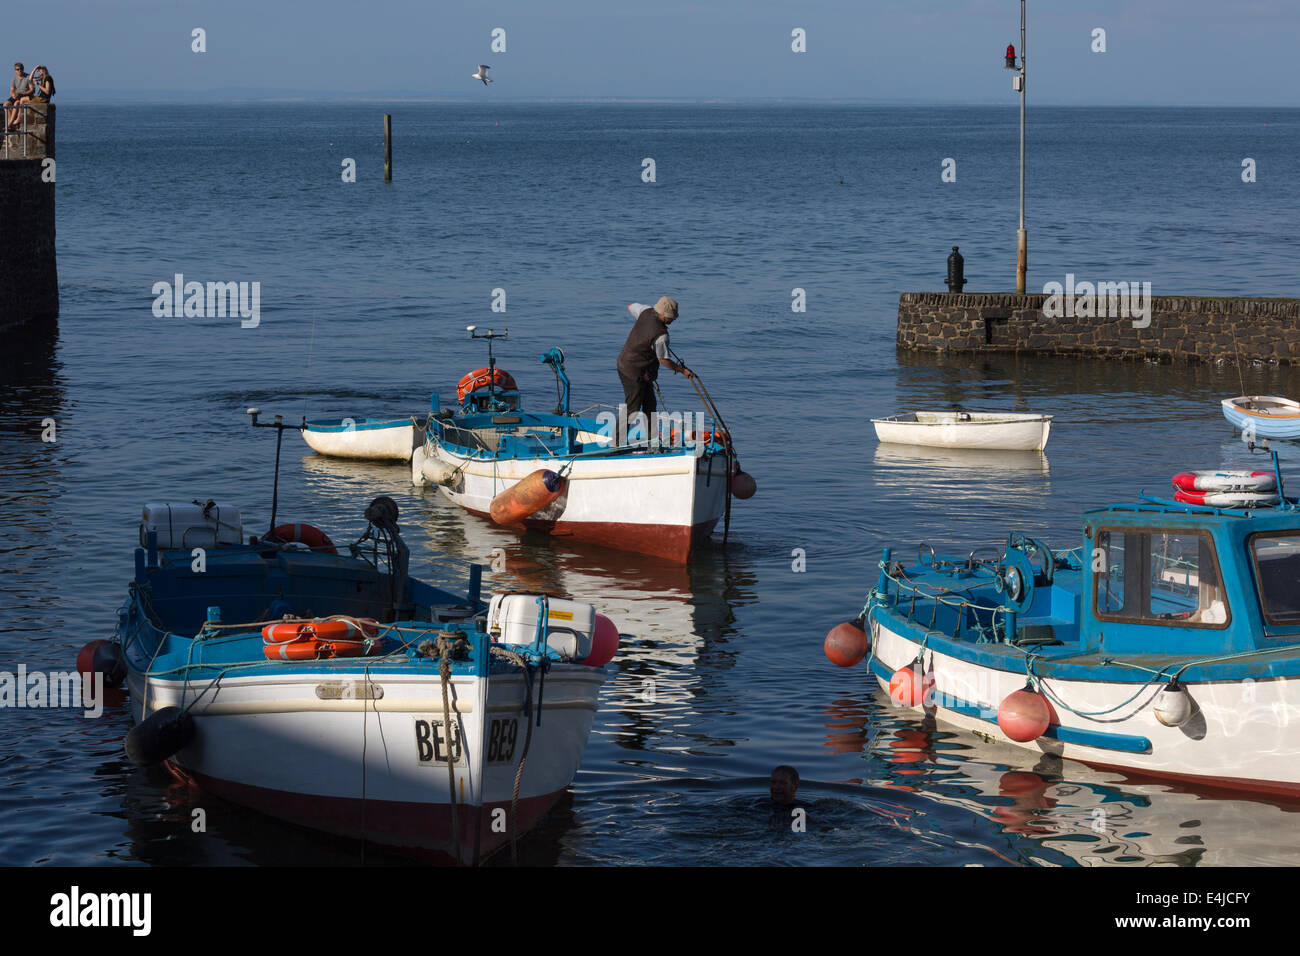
{"left": 873, "top": 412, "right": 1052, "bottom": 451}
{"left": 302, "top": 420, "right": 416, "bottom": 461}
{"left": 424, "top": 442, "right": 730, "bottom": 563}
{"left": 871, "top": 616, "right": 1300, "bottom": 796}
{"left": 129, "top": 664, "right": 605, "bottom": 863}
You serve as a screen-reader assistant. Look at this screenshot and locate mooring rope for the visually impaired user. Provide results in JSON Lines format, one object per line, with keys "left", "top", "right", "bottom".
{"left": 489, "top": 645, "right": 539, "bottom": 867}
{"left": 425, "top": 631, "right": 469, "bottom": 866}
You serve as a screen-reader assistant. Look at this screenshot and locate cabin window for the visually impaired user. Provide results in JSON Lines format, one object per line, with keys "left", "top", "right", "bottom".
{"left": 1093, "top": 528, "right": 1229, "bottom": 628}
{"left": 1251, "top": 532, "right": 1300, "bottom": 625}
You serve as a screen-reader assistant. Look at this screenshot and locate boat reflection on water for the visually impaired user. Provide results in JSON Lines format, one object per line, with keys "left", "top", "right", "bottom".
{"left": 861, "top": 719, "right": 1300, "bottom": 866}
{"left": 867, "top": 444, "right": 1052, "bottom": 539}
{"left": 872, "top": 443, "right": 1051, "bottom": 480}
{"left": 403, "top": 489, "right": 759, "bottom": 763}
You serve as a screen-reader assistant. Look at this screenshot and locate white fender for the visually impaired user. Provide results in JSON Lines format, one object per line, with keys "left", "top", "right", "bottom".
{"left": 411, "top": 445, "right": 430, "bottom": 488}
{"left": 420, "top": 453, "right": 460, "bottom": 488}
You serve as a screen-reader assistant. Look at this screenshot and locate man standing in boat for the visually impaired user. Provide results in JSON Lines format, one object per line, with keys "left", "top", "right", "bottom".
{"left": 618, "top": 296, "right": 693, "bottom": 416}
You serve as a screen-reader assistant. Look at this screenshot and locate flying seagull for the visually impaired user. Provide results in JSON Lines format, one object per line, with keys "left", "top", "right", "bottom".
{"left": 471, "top": 65, "right": 492, "bottom": 85}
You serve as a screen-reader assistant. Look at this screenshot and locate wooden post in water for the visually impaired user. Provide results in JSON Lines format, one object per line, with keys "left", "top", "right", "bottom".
{"left": 384, "top": 114, "right": 392, "bottom": 182}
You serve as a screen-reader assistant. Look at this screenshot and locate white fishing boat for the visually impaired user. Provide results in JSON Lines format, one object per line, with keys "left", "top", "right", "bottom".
{"left": 412, "top": 337, "right": 754, "bottom": 564}
{"left": 104, "top": 413, "right": 623, "bottom": 865}
{"left": 1221, "top": 396, "right": 1300, "bottom": 440}
{"left": 872, "top": 411, "right": 1052, "bottom": 451}
{"left": 825, "top": 454, "right": 1300, "bottom": 799}
{"left": 302, "top": 417, "right": 417, "bottom": 461}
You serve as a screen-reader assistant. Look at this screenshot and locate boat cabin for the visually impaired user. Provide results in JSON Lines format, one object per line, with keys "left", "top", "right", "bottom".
{"left": 877, "top": 501, "right": 1300, "bottom": 665}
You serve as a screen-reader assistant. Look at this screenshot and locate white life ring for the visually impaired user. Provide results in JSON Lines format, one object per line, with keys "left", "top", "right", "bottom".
{"left": 1174, "top": 488, "right": 1280, "bottom": 508}
{"left": 1171, "top": 470, "right": 1276, "bottom": 493}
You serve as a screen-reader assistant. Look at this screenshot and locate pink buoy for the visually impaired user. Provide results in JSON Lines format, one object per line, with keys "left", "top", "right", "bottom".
{"left": 997, "top": 687, "right": 1053, "bottom": 742}
{"left": 584, "top": 613, "right": 620, "bottom": 667}
{"left": 823, "top": 619, "right": 869, "bottom": 668}
{"left": 730, "top": 471, "right": 757, "bottom": 500}
{"left": 889, "top": 665, "right": 928, "bottom": 708}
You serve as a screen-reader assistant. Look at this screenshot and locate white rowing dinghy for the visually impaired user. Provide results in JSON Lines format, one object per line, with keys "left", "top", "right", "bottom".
{"left": 1221, "top": 396, "right": 1300, "bottom": 441}
{"left": 872, "top": 411, "right": 1052, "bottom": 452}
{"left": 302, "top": 417, "right": 417, "bottom": 461}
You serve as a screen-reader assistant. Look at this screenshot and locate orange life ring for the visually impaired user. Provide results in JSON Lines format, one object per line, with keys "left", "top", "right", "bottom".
{"left": 667, "top": 427, "right": 728, "bottom": 446}
{"left": 271, "top": 523, "right": 337, "bottom": 555}
{"left": 457, "top": 367, "right": 517, "bottom": 403}
{"left": 261, "top": 618, "right": 379, "bottom": 661}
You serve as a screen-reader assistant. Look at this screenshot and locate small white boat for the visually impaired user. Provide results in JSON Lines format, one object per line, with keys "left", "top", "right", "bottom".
{"left": 872, "top": 411, "right": 1052, "bottom": 451}
{"left": 302, "top": 417, "right": 417, "bottom": 461}
{"left": 1221, "top": 396, "right": 1300, "bottom": 440}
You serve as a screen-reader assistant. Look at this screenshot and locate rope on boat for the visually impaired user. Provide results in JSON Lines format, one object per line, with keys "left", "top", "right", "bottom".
{"left": 429, "top": 631, "right": 469, "bottom": 866}
{"left": 488, "top": 645, "right": 541, "bottom": 867}
{"left": 1024, "top": 656, "right": 1166, "bottom": 722}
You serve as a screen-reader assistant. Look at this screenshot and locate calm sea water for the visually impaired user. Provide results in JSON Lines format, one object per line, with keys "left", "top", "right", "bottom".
{"left": 4, "top": 104, "right": 1300, "bottom": 866}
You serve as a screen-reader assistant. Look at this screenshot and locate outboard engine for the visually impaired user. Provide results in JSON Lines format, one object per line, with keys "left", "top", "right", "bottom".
{"left": 352, "top": 496, "right": 411, "bottom": 618}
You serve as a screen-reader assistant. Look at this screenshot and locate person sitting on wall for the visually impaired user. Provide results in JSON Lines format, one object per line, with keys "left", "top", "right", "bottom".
{"left": 4, "top": 63, "right": 32, "bottom": 132}
{"left": 28, "top": 65, "right": 53, "bottom": 103}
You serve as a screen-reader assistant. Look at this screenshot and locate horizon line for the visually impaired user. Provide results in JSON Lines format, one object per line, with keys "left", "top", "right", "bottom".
{"left": 49, "top": 94, "right": 1300, "bottom": 109}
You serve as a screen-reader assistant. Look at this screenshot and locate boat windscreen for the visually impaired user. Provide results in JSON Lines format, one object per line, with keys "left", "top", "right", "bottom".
{"left": 1094, "top": 528, "right": 1230, "bottom": 628}
{"left": 1251, "top": 532, "right": 1300, "bottom": 625}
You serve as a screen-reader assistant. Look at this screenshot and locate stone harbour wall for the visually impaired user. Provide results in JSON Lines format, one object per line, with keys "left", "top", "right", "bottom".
{"left": 0, "top": 103, "right": 58, "bottom": 331}
{"left": 897, "top": 292, "right": 1300, "bottom": 365}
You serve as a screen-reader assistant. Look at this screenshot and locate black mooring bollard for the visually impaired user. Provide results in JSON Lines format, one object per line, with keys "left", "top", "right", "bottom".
{"left": 946, "top": 246, "right": 967, "bottom": 293}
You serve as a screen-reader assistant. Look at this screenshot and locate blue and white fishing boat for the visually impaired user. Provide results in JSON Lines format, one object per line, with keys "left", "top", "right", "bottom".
{"left": 410, "top": 329, "right": 754, "bottom": 564}
{"left": 302, "top": 416, "right": 418, "bottom": 461}
{"left": 1221, "top": 395, "right": 1300, "bottom": 441}
{"left": 113, "top": 412, "right": 621, "bottom": 864}
{"left": 825, "top": 453, "right": 1300, "bottom": 798}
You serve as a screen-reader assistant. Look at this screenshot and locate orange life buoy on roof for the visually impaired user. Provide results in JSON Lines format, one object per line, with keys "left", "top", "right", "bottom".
{"left": 667, "top": 427, "right": 728, "bottom": 447}
{"left": 261, "top": 618, "right": 379, "bottom": 661}
{"left": 271, "top": 523, "right": 337, "bottom": 555}
{"left": 457, "top": 367, "right": 517, "bottom": 403}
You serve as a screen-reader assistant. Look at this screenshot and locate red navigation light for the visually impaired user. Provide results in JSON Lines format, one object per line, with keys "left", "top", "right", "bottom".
{"left": 1004, "top": 44, "right": 1016, "bottom": 69}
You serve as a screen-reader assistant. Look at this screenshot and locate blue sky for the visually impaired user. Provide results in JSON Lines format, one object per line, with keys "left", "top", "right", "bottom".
{"left": 11, "top": 0, "right": 1300, "bottom": 104}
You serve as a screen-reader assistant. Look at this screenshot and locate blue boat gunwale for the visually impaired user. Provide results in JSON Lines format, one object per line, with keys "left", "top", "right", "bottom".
{"left": 304, "top": 417, "right": 414, "bottom": 433}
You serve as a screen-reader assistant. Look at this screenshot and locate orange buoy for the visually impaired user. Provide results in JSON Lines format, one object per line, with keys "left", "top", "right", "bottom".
{"left": 824, "top": 619, "right": 869, "bottom": 668}
{"left": 271, "top": 523, "right": 337, "bottom": 555}
{"left": 456, "top": 367, "right": 517, "bottom": 403}
{"left": 997, "top": 687, "right": 1053, "bottom": 742}
{"left": 585, "top": 613, "right": 620, "bottom": 667}
{"left": 889, "top": 664, "right": 929, "bottom": 707}
{"left": 490, "top": 470, "right": 566, "bottom": 525}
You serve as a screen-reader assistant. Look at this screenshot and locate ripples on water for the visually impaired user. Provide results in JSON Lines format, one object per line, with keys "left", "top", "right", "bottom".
{"left": 4, "top": 105, "right": 1300, "bottom": 866}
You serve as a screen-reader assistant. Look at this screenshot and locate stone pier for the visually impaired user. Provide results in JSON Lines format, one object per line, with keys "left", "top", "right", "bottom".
{"left": 0, "top": 103, "right": 58, "bottom": 331}
{"left": 897, "top": 292, "right": 1300, "bottom": 365}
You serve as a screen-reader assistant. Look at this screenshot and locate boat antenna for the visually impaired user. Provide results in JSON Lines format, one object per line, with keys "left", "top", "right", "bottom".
{"left": 247, "top": 408, "right": 304, "bottom": 534}
{"left": 467, "top": 325, "right": 508, "bottom": 408}
{"left": 1229, "top": 322, "right": 1248, "bottom": 403}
